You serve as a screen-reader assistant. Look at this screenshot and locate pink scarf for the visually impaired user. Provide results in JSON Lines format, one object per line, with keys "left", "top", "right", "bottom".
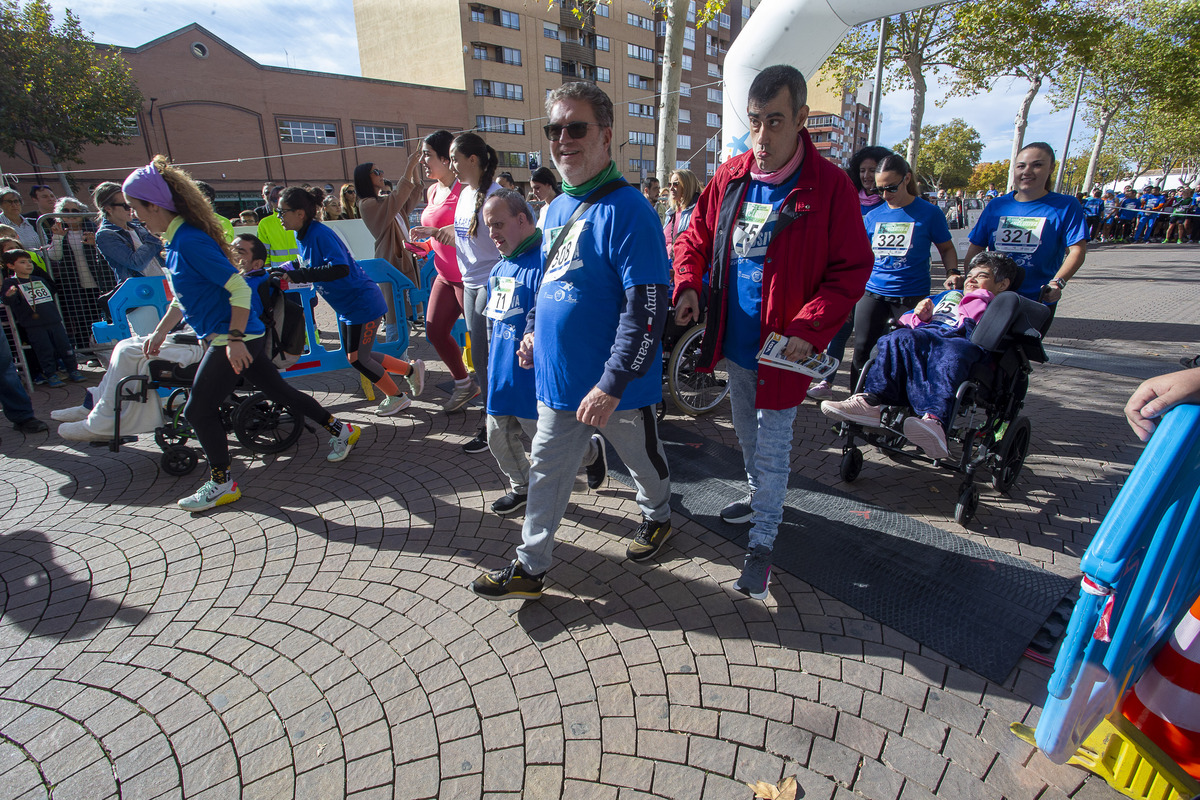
{"left": 859, "top": 189, "right": 884, "bottom": 208}
{"left": 749, "top": 133, "right": 805, "bottom": 185}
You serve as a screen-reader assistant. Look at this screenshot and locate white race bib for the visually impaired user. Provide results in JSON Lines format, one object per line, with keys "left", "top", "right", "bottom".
{"left": 543, "top": 221, "right": 586, "bottom": 282}
{"left": 996, "top": 216, "right": 1046, "bottom": 254}
{"left": 733, "top": 201, "right": 773, "bottom": 258}
{"left": 486, "top": 275, "right": 518, "bottom": 320}
{"left": 872, "top": 221, "right": 915, "bottom": 257}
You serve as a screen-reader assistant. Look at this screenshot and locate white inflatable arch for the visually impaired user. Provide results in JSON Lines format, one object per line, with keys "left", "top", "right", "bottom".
{"left": 722, "top": 0, "right": 947, "bottom": 159}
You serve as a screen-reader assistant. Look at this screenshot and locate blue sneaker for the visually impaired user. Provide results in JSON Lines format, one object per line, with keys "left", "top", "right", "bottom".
{"left": 733, "top": 545, "right": 773, "bottom": 601}
{"left": 46, "top": 374, "right": 65, "bottom": 388}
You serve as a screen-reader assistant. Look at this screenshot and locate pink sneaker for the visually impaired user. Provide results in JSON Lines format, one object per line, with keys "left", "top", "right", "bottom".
{"left": 806, "top": 380, "right": 834, "bottom": 400}
{"left": 903, "top": 414, "right": 950, "bottom": 460}
{"left": 820, "top": 394, "right": 882, "bottom": 427}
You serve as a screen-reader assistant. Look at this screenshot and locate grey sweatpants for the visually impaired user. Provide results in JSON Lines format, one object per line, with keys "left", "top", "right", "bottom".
{"left": 487, "top": 412, "right": 601, "bottom": 494}
{"left": 516, "top": 402, "right": 671, "bottom": 575}
{"left": 463, "top": 284, "right": 490, "bottom": 406}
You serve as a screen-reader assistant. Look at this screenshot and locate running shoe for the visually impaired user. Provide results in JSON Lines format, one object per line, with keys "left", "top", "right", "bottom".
{"left": 32, "top": 375, "right": 47, "bottom": 386}
{"left": 720, "top": 493, "right": 755, "bottom": 524}
{"left": 820, "top": 394, "right": 882, "bottom": 427}
{"left": 903, "top": 414, "right": 950, "bottom": 460}
{"left": 471, "top": 559, "right": 544, "bottom": 600}
{"left": 178, "top": 480, "right": 241, "bottom": 512}
{"left": 67, "top": 370, "right": 87, "bottom": 383}
{"left": 327, "top": 423, "right": 361, "bottom": 462}
{"left": 463, "top": 428, "right": 489, "bottom": 454}
{"left": 1180, "top": 355, "right": 1200, "bottom": 369}
{"left": 626, "top": 519, "right": 673, "bottom": 562}
{"left": 51, "top": 406, "right": 90, "bottom": 422}
{"left": 491, "top": 491, "right": 528, "bottom": 516}
{"left": 376, "top": 394, "right": 411, "bottom": 416}
{"left": 443, "top": 379, "right": 481, "bottom": 413}
{"left": 45, "top": 374, "right": 65, "bottom": 388}
{"left": 13, "top": 418, "right": 47, "bottom": 433}
{"left": 585, "top": 433, "right": 608, "bottom": 490}
{"left": 734, "top": 545, "right": 773, "bottom": 601}
{"left": 806, "top": 380, "right": 834, "bottom": 401}
{"left": 407, "top": 359, "right": 426, "bottom": 398}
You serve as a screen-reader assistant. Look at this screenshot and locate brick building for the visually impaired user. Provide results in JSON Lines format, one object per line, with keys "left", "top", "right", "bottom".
{"left": 0, "top": 24, "right": 466, "bottom": 212}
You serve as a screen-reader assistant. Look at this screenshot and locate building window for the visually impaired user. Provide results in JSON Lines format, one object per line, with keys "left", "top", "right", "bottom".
{"left": 596, "top": 67, "right": 610, "bottom": 82}
{"left": 628, "top": 103, "right": 654, "bottom": 119}
{"left": 543, "top": 22, "right": 559, "bottom": 39}
{"left": 688, "top": 1, "right": 696, "bottom": 21}
{"left": 500, "top": 47, "right": 521, "bottom": 65}
{"left": 706, "top": 138, "right": 718, "bottom": 152}
{"left": 627, "top": 12, "right": 654, "bottom": 31}
{"left": 707, "top": 87, "right": 722, "bottom": 103}
{"left": 708, "top": 62, "right": 720, "bottom": 78}
{"left": 471, "top": 7, "right": 485, "bottom": 23}
{"left": 562, "top": 60, "right": 580, "bottom": 78}
{"left": 629, "top": 158, "right": 655, "bottom": 172}
{"left": 678, "top": 108, "right": 690, "bottom": 124}
{"left": 473, "top": 44, "right": 489, "bottom": 60}
{"left": 682, "top": 54, "right": 692, "bottom": 71}
{"left": 720, "top": 12, "right": 731, "bottom": 27}
{"left": 279, "top": 119, "right": 337, "bottom": 145}
{"left": 679, "top": 82, "right": 691, "bottom": 97}
{"left": 676, "top": 160, "right": 689, "bottom": 169}
{"left": 474, "top": 79, "right": 523, "bottom": 100}
{"left": 595, "top": 1, "right": 609, "bottom": 16}
{"left": 629, "top": 130, "right": 655, "bottom": 146}
{"left": 355, "top": 123, "right": 406, "bottom": 147}
{"left": 707, "top": 112, "right": 720, "bottom": 127}
{"left": 499, "top": 9, "right": 519, "bottom": 29}
{"left": 683, "top": 27, "right": 695, "bottom": 50}
{"left": 596, "top": 35, "right": 610, "bottom": 51}
{"left": 477, "top": 116, "right": 525, "bottom": 135}
{"left": 707, "top": 162, "right": 716, "bottom": 178}
{"left": 677, "top": 134, "right": 691, "bottom": 150}
{"left": 121, "top": 116, "right": 139, "bottom": 137}
{"left": 627, "top": 43, "right": 654, "bottom": 62}
{"left": 628, "top": 73, "right": 651, "bottom": 90}
{"left": 545, "top": 55, "right": 561, "bottom": 72}
{"left": 497, "top": 151, "right": 527, "bottom": 168}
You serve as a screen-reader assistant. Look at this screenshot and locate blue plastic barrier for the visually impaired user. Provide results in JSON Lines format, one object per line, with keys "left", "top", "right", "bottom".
{"left": 1035, "top": 403, "right": 1200, "bottom": 763}
{"left": 93, "top": 277, "right": 172, "bottom": 343}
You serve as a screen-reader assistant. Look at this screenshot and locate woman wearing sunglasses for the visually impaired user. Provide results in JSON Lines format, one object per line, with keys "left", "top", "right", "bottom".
{"left": 92, "top": 182, "right": 165, "bottom": 286}
{"left": 354, "top": 154, "right": 423, "bottom": 341}
{"left": 852, "top": 153, "right": 959, "bottom": 388}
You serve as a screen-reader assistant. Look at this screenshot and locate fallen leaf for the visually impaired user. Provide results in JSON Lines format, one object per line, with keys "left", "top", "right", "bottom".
{"left": 745, "top": 776, "right": 798, "bottom": 799}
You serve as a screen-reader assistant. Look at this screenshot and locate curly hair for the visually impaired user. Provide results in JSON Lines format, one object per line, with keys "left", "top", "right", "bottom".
{"left": 847, "top": 146, "right": 892, "bottom": 192}
{"left": 150, "top": 155, "right": 233, "bottom": 259}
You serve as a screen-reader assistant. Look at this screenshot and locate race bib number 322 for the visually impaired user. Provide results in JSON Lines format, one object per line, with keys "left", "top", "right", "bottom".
{"left": 872, "top": 221, "right": 914, "bottom": 256}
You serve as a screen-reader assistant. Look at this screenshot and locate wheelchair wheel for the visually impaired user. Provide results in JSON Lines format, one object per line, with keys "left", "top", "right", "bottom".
{"left": 840, "top": 448, "right": 863, "bottom": 483}
{"left": 161, "top": 445, "right": 198, "bottom": 476}
{"left": 164, "top": 387, "right": 189, "bottom": 417}
{"left": 668, "top": 323, "right": 729, "bottom": 416}
{"left": 954, "top": 484, "right": 980, "bottom": 525}
{"left": 233, "top": 392, "right": 304, "bottom": 454}
{"left": 991, "top": 416, "right": 1031, "bottom": 494}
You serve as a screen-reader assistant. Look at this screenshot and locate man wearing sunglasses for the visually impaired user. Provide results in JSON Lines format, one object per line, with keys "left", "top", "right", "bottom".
{"left": 471, "top": 82, "right": 672, "bottom": 601}
{"left": 672, "top": 65, "right": 873, "bottom": 601}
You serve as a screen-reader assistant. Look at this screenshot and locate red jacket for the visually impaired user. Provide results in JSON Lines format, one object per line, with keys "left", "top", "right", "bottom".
{"left": 672, "top": 130, "right": 873, "bottom": 410}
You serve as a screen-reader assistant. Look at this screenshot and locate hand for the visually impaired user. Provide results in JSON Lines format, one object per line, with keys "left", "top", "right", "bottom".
{"left": 577, "top": 386, "right": 619, "bottom": 428}
{"left": 517, "top": 332, "right": 535, "bottom": 369}
{"left": 50, "top": 221, "right": 65, "bottom": 237}
{"left": 1040, "top": 285, "right": 1063, "bottom": 304}
{"left": 675, "top": 288, "right": 700, "bottom": 326}
{"left": 143, "top": 329, "right": 167, "bottom": 357}
{"left": 82, "top": 232, "right": 95, "bottom": 245}
{"left": 226, "top": 340, "right": 251, "bottom": 375}
{"left": 780, "top": 336, "right": 814, "bottom": 362}
{"left": 943, "top": 273, "right": 963, "bottom": 290}
{"left": 1125, "top": 368, "right": 1200, "bottom": 441}
{"left": 914, "top": 298, "right": 934, "bottom": 321}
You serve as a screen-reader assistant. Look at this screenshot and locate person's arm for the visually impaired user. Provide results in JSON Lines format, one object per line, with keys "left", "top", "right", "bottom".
{"left": 143, "top": 303, "right": 185, "bottom": 357}
{"left": 281, "top": 262, "right": 350, "bottom": 283}
{"left": 1041, "top": 242, "right": 1087, "bottom": 304}
{"left": 937, "top": 239, "right": 961, "bottom": 290}
{"left": 95, "top": 226, "right": 162, "bottom": 277}
{"left": 577, "top": 283, "right": 669, "bottom": 427}
{"left": 1125, "top": 368, "right": 1200, "bottom": 441}
{"left": 410, "top": 224, "right": 455, "bottom": 245}
{"left": 222, "top": 272, "right": 254, "bottom": 374}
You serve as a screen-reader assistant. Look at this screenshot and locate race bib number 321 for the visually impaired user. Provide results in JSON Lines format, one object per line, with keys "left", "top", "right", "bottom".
{"left": 996, "top": 216, "right": 1046, "bottom": 254}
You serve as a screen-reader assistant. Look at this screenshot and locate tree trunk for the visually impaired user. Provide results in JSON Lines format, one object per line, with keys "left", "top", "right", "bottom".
{"left": 1083, "top": 104, "right": 1119, "bottom": 191}
{"left": 1007, "top": 75, "right": 1043, "bottom": 192}
{"left": 905, "top": 57, "right": 927, "bottom": 178}
{"left": 655, "top": 0, "right": 690, "bottom": 188}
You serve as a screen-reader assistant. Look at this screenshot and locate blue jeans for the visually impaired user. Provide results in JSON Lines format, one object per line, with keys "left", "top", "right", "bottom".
{"left": 1135, "top": 215, "right": 1154, "bottom": 241}
{"left": 0, "top": 324, "right": 36, "bottom": 424}
{"left": 726, "top": 361, "right": 799, "bottom": 551}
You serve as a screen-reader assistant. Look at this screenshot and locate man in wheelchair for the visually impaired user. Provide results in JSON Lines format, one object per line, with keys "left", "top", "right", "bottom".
{"left": 820, "top": 253, "right": 1022, "bottom": 459}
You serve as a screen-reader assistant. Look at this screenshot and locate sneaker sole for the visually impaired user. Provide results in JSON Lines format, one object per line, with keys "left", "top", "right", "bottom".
{"left": 902, "top": 417, "right": 950, "bottom": 460}
{"left": 470, "top": 584, "right": 542, "bottom": 600}
{"left": 443, "top": 388, "right": 481, "bottom": 414}
{"left": 408, "top": 361, "right": 425, "bottom": 397}
{"left": 375, "top": 399, "right": 411, "bottom": 416}
{"left": 820, "top": 405, "right": 881, "bottom": 427}
{"left": 733, "top": 574, "right": 770, "bottom": 601}
{"left": 720, "top": 511, "right": 754, "bottom": 525}
{"left": 627, "top": 525, "right": 674, "bottom": 562}
{"left": 180, "top": 487, "right": 241, "bottom": 513}
{"left": 491, "top": 498, "right": 528, "bottom": 516}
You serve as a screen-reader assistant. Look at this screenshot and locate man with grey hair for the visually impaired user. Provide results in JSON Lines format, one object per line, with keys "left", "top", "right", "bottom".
{"left": 471, "top": 82, "right": 673, "bottom": 600}
{"left": 0, "top": 188, "right": 40, "bottom": 251}
{"left": 478, "top": 189, "right": 605, "bottom": 517}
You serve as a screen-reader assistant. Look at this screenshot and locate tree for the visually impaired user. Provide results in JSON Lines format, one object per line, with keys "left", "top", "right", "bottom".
{"left": 654, "top": 0, "right": 691, "bottom": 188}
{"left": 948, "top": 0, "right": 1108, "bottom": 191}
{"left": 824, "top": 4, "right": 967, "bottom": 173}
{"left": 967, "top": 161, "right": 1010, "bottom": 192}
{"left": 1103, "top": 104, "right": 1200, "bottom": 189}
{"left": 897, "top": 119, "right": 982, "bottom": 191}
{"left": 0, "top": 0, "right": 143, "bottom": 182}
{"left": 1055, "top": 151, "right": 1125, "bottom": 193}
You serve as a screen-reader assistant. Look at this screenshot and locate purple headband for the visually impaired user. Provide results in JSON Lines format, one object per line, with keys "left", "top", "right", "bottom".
{"left": 121, "top": 163, "right": 176, "bottom": 212}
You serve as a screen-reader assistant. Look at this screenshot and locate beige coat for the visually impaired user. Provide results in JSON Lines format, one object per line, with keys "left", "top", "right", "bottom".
{"left": 358, "top": 179, "right": 423, "bottom": 287}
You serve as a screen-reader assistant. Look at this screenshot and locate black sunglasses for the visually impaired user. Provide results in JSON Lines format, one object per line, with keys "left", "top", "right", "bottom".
{"left": 107, "top": 202, "right": 132, "bottom": 211}
{"left": 877, "top": 182, "right": 902, "bottom": 194}
{"left": 371, "top": 168, "right": 384, "bottom": 176}
{"left": 543, "top": 121, "right": 601, "bottom": 142}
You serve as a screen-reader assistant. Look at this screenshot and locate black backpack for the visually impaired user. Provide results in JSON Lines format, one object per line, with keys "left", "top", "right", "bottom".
{"left": 251, "top": 271, "right": 306, "bottom": 368}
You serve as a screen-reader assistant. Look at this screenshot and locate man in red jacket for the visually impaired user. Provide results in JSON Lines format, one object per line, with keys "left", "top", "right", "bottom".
{"left": 674, "top": 65, "right": 872, "bottom": 600}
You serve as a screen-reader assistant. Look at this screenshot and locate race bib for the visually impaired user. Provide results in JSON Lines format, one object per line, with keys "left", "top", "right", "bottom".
{"left": 543, "top": 221, "right": 586, "bottom": 282}
{"left": 733, "top": 201, "right": 773, "bottom": 258}
{"left": 872, "top": 221, "right": 914, "bottom": 257}
{"left": 996, "top": 216, "right": 1046, "bottom": 253}
{"left": 486, "top": 275, "right": 518, "bottom": 320}
{"left": 22, "top": 280, "right": 54, "bottom": 306}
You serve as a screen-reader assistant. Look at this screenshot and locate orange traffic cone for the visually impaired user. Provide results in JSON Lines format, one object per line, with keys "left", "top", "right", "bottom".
{"left": 1121, "top": 594, "right": 1200, "bottom": 780}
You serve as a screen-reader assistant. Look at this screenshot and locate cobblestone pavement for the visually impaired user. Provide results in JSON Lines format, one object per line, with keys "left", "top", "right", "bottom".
{"left": 0, "top": 241, "right": 1192, "bottom": 799}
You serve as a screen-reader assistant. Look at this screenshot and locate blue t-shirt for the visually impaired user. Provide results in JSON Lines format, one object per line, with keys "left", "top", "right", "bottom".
{"left": 165, "top": 222, "right": 265, "bottom": 339}
{"left": 1117, "top": 196, "right": 1142, "bottom": 220}
{"left": 1083, "top": 197, "right": 1103, "bottom": 217}
{"left": 295, "top": 221, "right": 387, "bottom": 325}
{"left": 967, "top": 192, "right": 1089, "bottom": 301}
{"left": 724, "top": 173, "right": 802, "bottom": 370}
{"left": 863, "top": 197, "right": 952, "bottom": 299}
{"left": 1139, "top": 194, "right": 1163, "bottom": 218}
{"left": 537, "top": 183, "right": 669, "bottom": 411}
{"left": 486, "top": 240, "right": 543, "bottom": 420}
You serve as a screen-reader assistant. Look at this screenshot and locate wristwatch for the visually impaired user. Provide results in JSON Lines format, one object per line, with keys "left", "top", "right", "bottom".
{"left": 946, "top": 269, "right": 961, "bottom": 277}
{"left": 227, "top": 329, "right": 245, "bottom": 340}
{"left": 1050, "top": 278, "right": 1068, "bottom": 290}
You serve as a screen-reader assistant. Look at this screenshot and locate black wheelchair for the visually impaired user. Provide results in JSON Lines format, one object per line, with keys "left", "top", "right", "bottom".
{"left": 833, "top": 292, "right": 1051, "bottom": 525}
{"left": 110, "top": 357, "right": 307, "bottom": 477}
{"left": 660, "top": 314, "right": 730, "bottom": 418}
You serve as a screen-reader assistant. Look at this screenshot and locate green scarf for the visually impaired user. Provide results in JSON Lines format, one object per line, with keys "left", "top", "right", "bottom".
{"left": 508, "top": 229, "right": 543, "bottom": 259}
{"left": 562, "top": 160, "right": 623, "bottom": 197}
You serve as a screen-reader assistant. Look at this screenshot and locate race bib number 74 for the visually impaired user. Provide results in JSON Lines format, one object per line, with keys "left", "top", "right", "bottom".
{"left": 996, "top": 216, "right": 1046, "bottom": 254}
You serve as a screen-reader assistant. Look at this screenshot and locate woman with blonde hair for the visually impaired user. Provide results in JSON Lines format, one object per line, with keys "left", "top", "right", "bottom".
{"left": 340, "top": 184, "right": 359, "bottom": 219}
{"left": 663, "top": 168, "right": 701, "bottom": 261}
{"left": 126, "top": 156, "right": 361, "bottom": 512}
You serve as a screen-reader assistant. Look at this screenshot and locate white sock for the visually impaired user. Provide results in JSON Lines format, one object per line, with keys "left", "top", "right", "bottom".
{"left": 454, "top": 377, "right": 472, "bottom": 388}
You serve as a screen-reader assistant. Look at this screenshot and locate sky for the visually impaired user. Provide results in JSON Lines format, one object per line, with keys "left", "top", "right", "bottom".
{"left": 50, "top": 0, "right": 1093, "bottom": 166}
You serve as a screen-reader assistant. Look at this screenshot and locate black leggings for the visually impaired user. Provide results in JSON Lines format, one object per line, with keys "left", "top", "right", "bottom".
{"left": 185, "top": 336, "right": 333, "bottom": 471}
{"left": 339, "top": 319, "right": 386, "bottom": 383}
{"left": 851, "top": 291, "right": 925, "bottom": 390}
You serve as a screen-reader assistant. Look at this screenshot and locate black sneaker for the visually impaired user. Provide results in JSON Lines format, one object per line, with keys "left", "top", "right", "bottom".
{"left": 463, "top": 427, "right": 489, "bottom": 454}
{"left": 585, "top": 433, "right": 607, "bottom": 490}
{"left": 1180, "top": 355, "right": 1200, "bottom": 369}
{"left": 626, "top": 518, "right": 673, "bottom": 562}
{"left": 720, "top": 493, "right": 755, "bottom": 524}
{"left": 471, "top": 560, "right": 544, "bottom": 600}
{"left": 13, "top": 418, "right": 48, "bottom": 434}
{"left": 491, "top": 491, "right": 528, "bottom": 516}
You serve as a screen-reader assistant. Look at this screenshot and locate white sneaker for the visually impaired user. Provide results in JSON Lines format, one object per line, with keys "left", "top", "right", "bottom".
{"left": 51, "top": 406, "right": 90, "bottom": 422}
{"left": 328, "top": 423, "right": 361, "bottom": 462}
{"left": 806, "top": 380, "right": 834, "bottom": 401}
{"left": 178, "top": 479, "right": 240, "bottom": 512}
{"left": 406, "top": 359, "right": 425, "bottom": 397}
{"left": 903, "top": 414, "right": 950, "bottom": 460}
{"left": 376, "top": 394, "right": 411, "bottom": 416}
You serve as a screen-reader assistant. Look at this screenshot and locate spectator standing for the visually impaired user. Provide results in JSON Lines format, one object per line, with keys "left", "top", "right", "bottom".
{"left": 497, "top": 172, "right": 517, "bottom": 190}
{"left": 340, "top": 184, "right": 359, "bottom": 220}
{"left": 255, "top": 186, "right": 299, "bottom": 269}
{"left": 354, "top": 153, "right": 424, "bottom": 337}
{"left": 529, "top": 166, "right": 561, "bottom": 230}
{"left": 2, "top": 249, "right": 84, "bottom": 386}
{"left": 91, "top": 182, "right": 164, "bottom": 284}
{"left": 0, "top": 188, "right": 40, "bottom": 251}
{"left": 470, "top": 81, "right": 673, "bottom": 600}
{"left": 0, "top": 322, "right": 47, "bottom": 433}
{"left": 673, "top": 65, "right": 873, "bottom": 600}
{"left": 1134, "top": 184, "right": 1165, "bottom": 243}
{"left": 1082, "top": 188, "right": 1104, "bottom": 241}
{"left": 662, "top": 168, "right": 701, "bottom": 262}
{"left": 252, "top": 183, "right": 277, "bottom": 222}
{"left": 24, "top": 185, "right": 56, "bottom": 222}
{"left": 48, "top": 196, "right": 115, "bottom": 350}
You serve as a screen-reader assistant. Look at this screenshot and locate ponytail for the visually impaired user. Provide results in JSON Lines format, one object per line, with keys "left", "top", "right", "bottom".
{"left": 280, "top": 186, "right": 324, "bottom": 226}
{"left": 151, "top": 155, "right": 233, "bottom": 259}
{"left": 453, "top": 133, "right": 498, "bottom": 237}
